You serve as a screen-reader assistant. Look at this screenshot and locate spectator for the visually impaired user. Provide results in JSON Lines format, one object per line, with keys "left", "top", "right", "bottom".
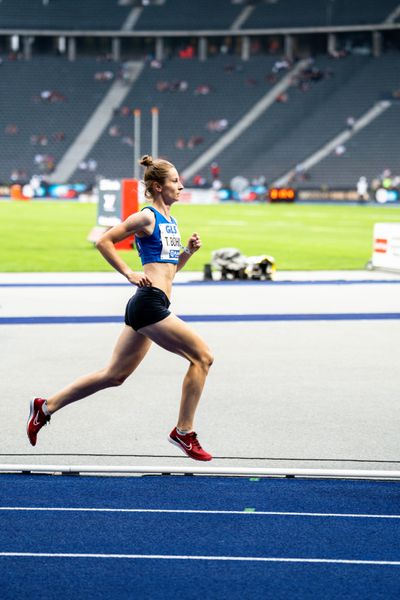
{"left": 187, "top": 135, "right": 204, "bottom": 149}
{"left": 120, "top": 105, "right": 131, "bottom": 117}
{"left": 87, "top": 159, "right": 98, "bottom": 172}
{"left": 5, "top": 124, "right": 18, "bottom": 135}
{"left": 210, "top": 162, "right": 220, "bottom": 180}
{"left": 94, "top": 71, "right": 114, "bottom": 82}
{"left": 40, "top": 90, "right": 52, "bottom": 101}
{"left": 192, "top": 174, "right": 208, "bottom": 187}
{"left": 276, "top": 92, "right": 289, "bottom": 103}
{"left": 10, "top": 168, "right": 27, "bottom": 182}
{"left": 34, "top": 153, "right": 55, "bottom": 174}
{"left": 334, "top": 144, "right": 346, "bottom": 156}
{"left": 251, "top": 175, "right": 267, "bottom": 187}
{"left": 179, "top": 45, "right": 195, "bottom": 59}
{"left": 108, "top": 125, "right": 121, "bottom": 137}
{"left": 175, "top": 137, "right": 186, "bottom": 149}
{"left": 206, "top": 119, "right": 228, "bottom": 133}
{"left": 156, "top": 81, "right": 170, "bottom": 92}
{"left": 194, "top": 84, "right": 211, "bottom": 95}
{"left": 53, "top": 131, "right": 66, "bottom": 142}
{"left": 30, "top": 174, "right": 44, "bottom": 192}
{"left": 272, "top": 59, "right": 290, "bottom": 74}
{"left": 39, "top": 90, "right": 66, "bottom": 102}
{"left": 216, "top": 118, "right": 228, "bottom": 132}
{"left": 169, "top": 80, "right": 188, "bottom": 92}
{"left": 268, "top": 38, "right": 281, "bottom": 55}
{"left": 121, "top": 136, "right": 134, "bottom": 147}
{"left": 250, "top": 39, "right": 262, "bottom": 55}
{"left": 150, "top": 59, "right": 162, "bottom": 69}
{"left": 212, "top": 179, "right": 223, "bottom": 191}
{"left": 356, "top": 176, "right": 368, "bottom": 202}
{"left": 293, "top": 163, "right": 307, "bottom": 181}
{"left": 381, "top": 169, "right": 393, "bottom": 189}
{"left": 329, "top": 49, "right": 348, "bottom": 59}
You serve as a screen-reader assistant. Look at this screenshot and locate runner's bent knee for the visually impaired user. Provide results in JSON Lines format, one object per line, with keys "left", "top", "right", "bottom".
{"left": 203, "top": 348, "right": 214, "bottom": 369}
{"left": 192, "top": 346, "right": 214, "bottom": 372}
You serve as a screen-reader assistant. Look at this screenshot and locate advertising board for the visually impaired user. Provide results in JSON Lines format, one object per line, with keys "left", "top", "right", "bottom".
{"left": 372, "top": 223, "right": 400, "bottom": 271}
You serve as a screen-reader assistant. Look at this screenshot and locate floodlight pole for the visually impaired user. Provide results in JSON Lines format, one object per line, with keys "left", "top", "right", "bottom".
{"left": 151, "top": 107, "right": 159, "bottom": 159}
{"left": 133, "top": 108, "right": 141, "bottom": 179}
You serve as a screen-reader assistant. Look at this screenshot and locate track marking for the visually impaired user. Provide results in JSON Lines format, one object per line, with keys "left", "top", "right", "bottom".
{"left": 0, "top": 552, "right": 400, "bottom": 565}
{"left": 1, "top": 312, "right": 400, "bottom": 325}
{"left": 1, "top": 280, "right": 400, "bottom": 288}
{"left": 1, "top": 507, "right": 400, "bottom": 519}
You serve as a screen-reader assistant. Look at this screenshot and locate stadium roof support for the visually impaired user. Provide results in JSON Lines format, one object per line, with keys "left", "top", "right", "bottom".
{"left": 0, "top": 23, "right": 400, "bottom": 37}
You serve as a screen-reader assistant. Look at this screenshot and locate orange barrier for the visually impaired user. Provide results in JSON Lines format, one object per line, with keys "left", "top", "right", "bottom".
{"left": 10, "top": 185, "right": 29, "bottom": 201}
{"left": 114, "top": 179, "right": 139, "bottom": 250}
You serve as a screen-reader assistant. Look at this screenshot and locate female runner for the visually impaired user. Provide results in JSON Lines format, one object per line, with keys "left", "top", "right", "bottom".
{"left": 27, "top": 154, "right": 213, "bottom": 461}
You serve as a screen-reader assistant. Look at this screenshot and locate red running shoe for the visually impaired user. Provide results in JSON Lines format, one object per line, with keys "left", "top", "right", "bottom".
{"left": 168, "top": 427, "right": 212, "bottom": 462}
{"left": 27, "top": 398, "right": 50, "bottom": 446}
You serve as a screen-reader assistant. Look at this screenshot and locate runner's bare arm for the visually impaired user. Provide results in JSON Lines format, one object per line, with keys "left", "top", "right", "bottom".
{"left": 96, "top": 210, "right": 155, "bottom": 286}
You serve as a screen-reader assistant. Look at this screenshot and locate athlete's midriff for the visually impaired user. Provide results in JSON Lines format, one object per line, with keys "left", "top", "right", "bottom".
{"left": 143, "top": 262, "right": 176, "bottom": 299}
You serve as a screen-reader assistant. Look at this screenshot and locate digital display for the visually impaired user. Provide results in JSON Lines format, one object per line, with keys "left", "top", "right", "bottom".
{"left": 268, "top": 188, "right": 296, "bottom": 201}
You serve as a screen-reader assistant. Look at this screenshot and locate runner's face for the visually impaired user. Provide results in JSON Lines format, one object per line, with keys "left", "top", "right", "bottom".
{"left": 161, "top": 168, "right": 184, "bottom": 204}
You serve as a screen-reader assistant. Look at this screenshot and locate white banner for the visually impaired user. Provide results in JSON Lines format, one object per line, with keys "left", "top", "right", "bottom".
{"left": 372, "top": 222, "right": 400, "bottom": 271}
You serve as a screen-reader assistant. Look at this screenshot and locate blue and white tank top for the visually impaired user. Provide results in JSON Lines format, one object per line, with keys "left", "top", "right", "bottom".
{"left": 136, "top": 206, "right": 181, "bottom": 265}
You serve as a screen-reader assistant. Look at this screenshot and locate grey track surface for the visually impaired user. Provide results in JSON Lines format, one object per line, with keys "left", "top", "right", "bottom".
{"left": 2, "top": 270, "right": 400, "bottom": 472}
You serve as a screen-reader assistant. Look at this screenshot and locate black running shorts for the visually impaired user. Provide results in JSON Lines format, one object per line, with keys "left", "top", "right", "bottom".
{"left": 124, "top": 286, "right": 171, "bottom": 331}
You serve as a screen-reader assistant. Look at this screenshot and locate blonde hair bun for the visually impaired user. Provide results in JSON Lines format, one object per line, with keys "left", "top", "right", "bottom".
{"left": 139, "top": 154, "right": 175, "bottom": 198}
{"left": 140, "top": 154, "right": 153, "bottom": 168}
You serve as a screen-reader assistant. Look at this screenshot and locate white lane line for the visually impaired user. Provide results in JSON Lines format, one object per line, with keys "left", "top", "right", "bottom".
{"left": 1, "top": 552, "right": 400, "bottom": 565}
{"left": 1, "top": 507, "right": 400, "bottom": 519}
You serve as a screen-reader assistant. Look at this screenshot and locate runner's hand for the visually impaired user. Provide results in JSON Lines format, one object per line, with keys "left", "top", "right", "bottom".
{"left": 126, "top": 272, "right": 152, "bottom": 287}
{"left": 187, "top": 233, "right": 201, "bottom": 254}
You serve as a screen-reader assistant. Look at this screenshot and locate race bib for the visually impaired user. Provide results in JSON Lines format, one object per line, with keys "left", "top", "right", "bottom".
{"left": 159, "top": 223, "right": 181, "bottom": 261}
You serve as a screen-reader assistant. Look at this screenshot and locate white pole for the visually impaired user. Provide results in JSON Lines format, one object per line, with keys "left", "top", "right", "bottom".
{"left": 133, "top": 108, "right": 141, "bottom": 179}
{"left": 151, "top": 107, "right": 159, "bottom": 159}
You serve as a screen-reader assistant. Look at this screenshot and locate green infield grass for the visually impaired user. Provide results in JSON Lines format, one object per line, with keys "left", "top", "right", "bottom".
{"left": 1, "top": 199, "right": 399, "bottom": 272}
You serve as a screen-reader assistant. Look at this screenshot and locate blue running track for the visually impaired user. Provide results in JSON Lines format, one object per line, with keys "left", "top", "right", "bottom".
{"left": 0, "top": 474, "right": 400, "bottom": 599}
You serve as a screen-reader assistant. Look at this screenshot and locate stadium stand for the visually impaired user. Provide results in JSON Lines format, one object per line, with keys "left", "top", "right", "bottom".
{"left": 243, "top": 0, "right": 400, "bottom": 29}
{"left": 3, "top": 0, "right": 397, "bottom": 33}
{"left": 132, "top": 0, "right": 242, "bottom": 31}
{"left": 0, "top": 0, "right": 131, "bottom": 31}
{"left": 70, "top": 54, "right": 285, "bottom": 183}
{"left": 306, "top": 103, "right": 400, "bottom": 187}
{"left": 2, "top": 48, "right": 400, "bottom": 189}
{"left": 0, "top": 56, "right": 119, "bottom": 182}
{"left": 202, "top": 52, "right": 400, "bottom": 187}
{"left": 0, "top": 0, "right": 248, "bottom": 33}
{"left": 1, "top": 0, "right": 400, "bottom": 191}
